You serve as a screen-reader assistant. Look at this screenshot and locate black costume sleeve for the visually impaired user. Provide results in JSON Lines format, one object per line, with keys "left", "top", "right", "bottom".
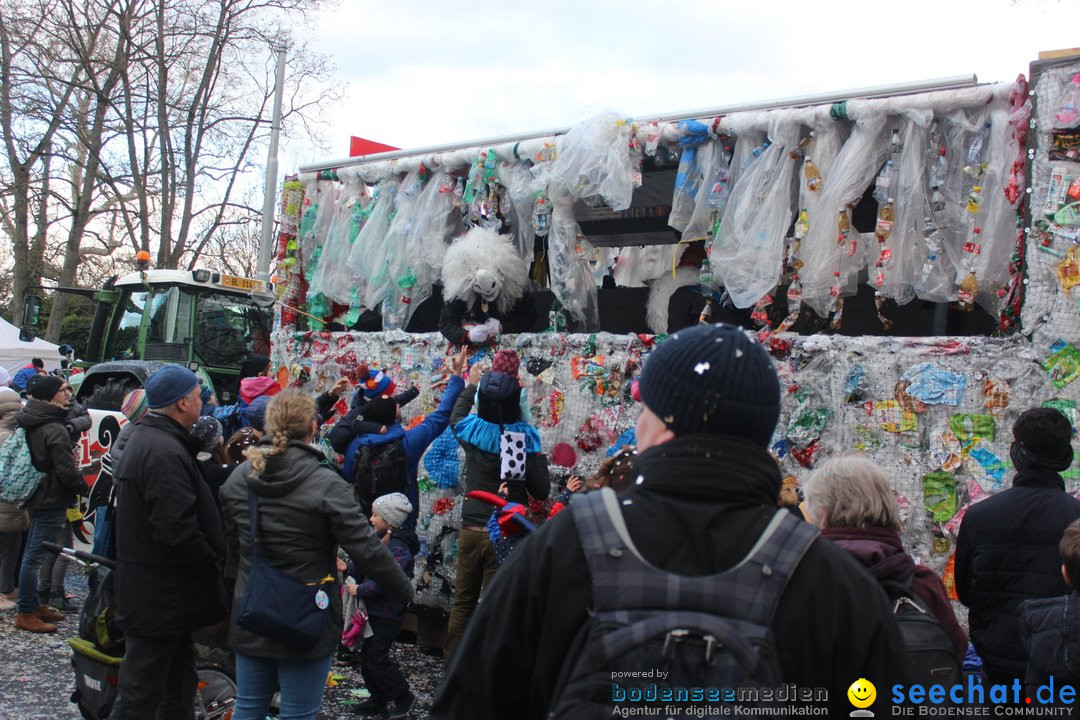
{"left": 438, "top": 298, "right": 470, "bottom": 345}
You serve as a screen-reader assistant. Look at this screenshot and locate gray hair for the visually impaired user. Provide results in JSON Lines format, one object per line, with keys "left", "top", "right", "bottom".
{"left": 802, "top": 454, "right": 901, "bottom": 532}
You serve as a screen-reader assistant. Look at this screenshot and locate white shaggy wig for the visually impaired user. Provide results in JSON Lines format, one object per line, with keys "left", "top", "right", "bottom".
{"left": 441, "top": 226, "right": 530, "bottom": 314}
{"left": 646, "top": 266, "right": 702, "bottom": 335}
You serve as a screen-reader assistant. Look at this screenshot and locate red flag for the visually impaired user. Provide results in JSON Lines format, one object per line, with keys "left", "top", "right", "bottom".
{"left": 349, "top": 137, "right": 399, "bottom": 157}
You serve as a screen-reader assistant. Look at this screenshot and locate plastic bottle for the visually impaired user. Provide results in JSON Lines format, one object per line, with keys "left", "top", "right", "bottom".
{"left": 930, "top": 186, "right": 946, "bottom": 213}
{"left": 532, "top": 193, "right": 551, "bottom": 236}
{"left": 804, "top": 158, "right": 822, "bottom": 192}
{"left": 1054, "top": 74, "right": 1080, "bottom": 130}
{"left": 889, "top": 127, "right": 902, "bottom": 155}
{"left": 836, "top": 208, "right": 851, "bottom": 245}
{"left": 875, "top": 199, "right": 895, "bottom": 240}
{"left": 795, "top": 208, "right": 810, "bottom": 240}
{"left": 966, "top": 185, "right": 983, "bottom": 215}
{"left": 699, "top": 258, "right": 713, "bottom": 285}
{"left": 967, "top": 122, "right": 991, "bottom": 165}
{"left": 707, "top": 168, "right": 730, "bottom": 210}
{"left": 958, "top": 271, "right": 978, "bottom": 311}
{"left": 930, "top": 146, "right": 948, "bottom": 187}
{"left": 875, "top": 160, "right": 894, "bottom": 204}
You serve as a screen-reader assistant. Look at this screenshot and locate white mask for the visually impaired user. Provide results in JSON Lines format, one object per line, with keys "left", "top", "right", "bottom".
{"left": 472, "top": 268, "right": 501, "bottom": 302}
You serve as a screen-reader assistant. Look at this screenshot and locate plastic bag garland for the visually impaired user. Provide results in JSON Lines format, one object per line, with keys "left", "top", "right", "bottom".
{"left": 548, "top": 112, "right": 636, "bottom": 211}
{"left": 714, "top": 114, "right": 800, "bottom": 308}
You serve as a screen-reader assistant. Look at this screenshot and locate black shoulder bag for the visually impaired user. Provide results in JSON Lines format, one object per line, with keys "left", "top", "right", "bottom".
{"left": 235, "top": 490, "right": 331, "bottom": 651}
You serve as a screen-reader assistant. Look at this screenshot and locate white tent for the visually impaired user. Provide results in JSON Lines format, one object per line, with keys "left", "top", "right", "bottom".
{"left": 0, "top": 317, "right": 62, "bottom": 378}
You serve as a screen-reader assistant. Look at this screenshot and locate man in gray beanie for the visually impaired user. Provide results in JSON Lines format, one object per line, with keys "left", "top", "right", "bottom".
{"left": 433, "top": 324, "right": 907, "bottom": 719}
{"left": 956, "top": 406, "right": 1080, "bottom": 682}
{"left": 110, "top": 365, "right": 226, "bottom": 719}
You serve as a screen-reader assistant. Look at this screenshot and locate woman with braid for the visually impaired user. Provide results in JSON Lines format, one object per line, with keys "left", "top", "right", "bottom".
{"left": 219, "top": 389, "right": 413, "bottom": 720}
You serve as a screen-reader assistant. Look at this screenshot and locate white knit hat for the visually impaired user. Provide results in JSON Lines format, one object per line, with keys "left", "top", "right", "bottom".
{"left": 372, "top": 493, "right": 413, "bottom": 529}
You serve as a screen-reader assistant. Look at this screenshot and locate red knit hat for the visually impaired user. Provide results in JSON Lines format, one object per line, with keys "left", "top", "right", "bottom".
{"left": 491, "top": 349, "right": 520, "bottom": 377}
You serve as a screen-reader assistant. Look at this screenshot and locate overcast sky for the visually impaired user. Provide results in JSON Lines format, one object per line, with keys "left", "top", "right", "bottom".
{"left": 283, "top": 0, "right": 1079, "bottom": 171}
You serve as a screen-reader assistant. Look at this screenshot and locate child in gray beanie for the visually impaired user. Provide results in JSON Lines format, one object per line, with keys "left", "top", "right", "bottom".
{"left": 346, "top": 492, "right": 418, "bottom": 718}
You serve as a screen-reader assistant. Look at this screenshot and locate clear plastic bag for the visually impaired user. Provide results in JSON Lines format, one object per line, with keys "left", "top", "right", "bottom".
{"left": 380, "top": 170, "right": 425, "bottom": 329}
{"left": 347, "top": 178, "right": 399, "bottom": 313}
{"left": 668, "top": 120, "right": 712, "bottom": 232}
{"left": 798, "top": 109, "right": 889, "bottom": 314}
{"left": 309, "top": 181, "right": 371, "bottom": 305}
{"left": 549, "top": 112, "right": 636, "bottom": 210}
{"left": 613, "top": 245, "right": 674, "bottom": 287}
{"left": 874, "top": 110, "right": 932, "bottom": 306}
{"left": 714, "top": 114, "right": 800, "bottom": 308}
{"left": 499, "top": 161, "right": 541, "bottom": 262}
{"left": 305, "top": 182, "right": 341, "bottom": 271}
{"left": 548, "top": 191, "right": 599, "bottom": 329}
{"left": 403, "top": 170, "right": 461, "bottom": 324}
{"left": 932, "top": 107, "right": 989, "bottom": 304}
{"left": 969, "top": 98, "right": 1023, "bottom": 313}
{"left": 681, "top": 139, "right": 732, "bottom": 242}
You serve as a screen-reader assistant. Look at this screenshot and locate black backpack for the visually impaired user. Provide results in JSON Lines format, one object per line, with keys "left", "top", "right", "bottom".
{"left": 351, "top": 439, "right": 408, "bottom": 517}
{"left": 882, "top": 576, "right": 962, "bottom": 685}
{"left": 548, "top": 489, "right": 819, "bottom": 719}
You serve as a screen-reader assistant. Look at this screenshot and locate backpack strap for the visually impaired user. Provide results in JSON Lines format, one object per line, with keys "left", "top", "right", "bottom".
{"left": 571, "top": 488, "right": 819, "bottom": 626}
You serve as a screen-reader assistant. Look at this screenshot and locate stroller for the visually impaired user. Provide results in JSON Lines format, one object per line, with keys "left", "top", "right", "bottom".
{"left": 43, "top": 541, "right": 237, "bottom": 720}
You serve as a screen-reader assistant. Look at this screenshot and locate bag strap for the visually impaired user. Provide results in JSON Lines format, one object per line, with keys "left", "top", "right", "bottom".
{"left": 246, "top": 489, "right": 261, "bottom": 561}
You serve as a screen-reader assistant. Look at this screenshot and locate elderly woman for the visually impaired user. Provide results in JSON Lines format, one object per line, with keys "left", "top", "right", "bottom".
{"left": 802, "top": 454, "right": 967, "bottom": 659}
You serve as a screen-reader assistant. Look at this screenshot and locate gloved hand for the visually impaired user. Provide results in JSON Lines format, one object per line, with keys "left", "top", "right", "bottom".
{"left": 467, "top": 325, "right": 491, "bottom": 344}
{"left": 65, "top": 401, "right": 92, "bottom": 438}
{"left": 484, "top": 317, "right": 503, "bottom": 338}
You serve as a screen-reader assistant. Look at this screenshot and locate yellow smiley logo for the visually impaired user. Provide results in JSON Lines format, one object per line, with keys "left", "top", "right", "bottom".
{"left": 847, "top": 678, "right": 876, "bottom": 709}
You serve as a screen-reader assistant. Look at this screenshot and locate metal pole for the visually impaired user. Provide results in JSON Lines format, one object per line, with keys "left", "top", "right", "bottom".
{"left": 298, "top": 74, "right": 978, "bottom": 175}
{"left": 254, "top": 42, "right": 287, "bottom": 302}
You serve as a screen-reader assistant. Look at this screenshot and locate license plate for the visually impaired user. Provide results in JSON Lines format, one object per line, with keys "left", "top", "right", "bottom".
{"left": 220, "top": 275, "right": 259, "bottom": 290}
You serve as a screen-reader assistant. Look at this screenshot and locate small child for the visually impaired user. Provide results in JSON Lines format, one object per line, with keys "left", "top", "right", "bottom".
{"left": 1018, "top": 517, "right": 1080, "bottom": 685}
{"left": 327, "top": 366, "right": 420, "bottom": 455}
{"left": 349, "top": 493, "right": 418, "bottom": 719}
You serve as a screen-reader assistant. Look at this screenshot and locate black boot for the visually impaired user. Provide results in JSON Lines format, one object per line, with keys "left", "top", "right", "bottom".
{"left": 354, "top": 696, "right": 387, "bottom": 714}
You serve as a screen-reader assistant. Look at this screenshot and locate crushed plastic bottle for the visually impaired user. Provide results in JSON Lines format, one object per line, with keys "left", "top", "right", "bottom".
{"left": 967, "top": 122, "right": 991, "bottom": 165}
{"left": 707, "top": 167, "right": 730, "bottom": 210}
{"left": 874, "top": 160, "right": 895, "bottom": 204}
{"left": 804, "top": 157, "right": 822, "bottom": 192}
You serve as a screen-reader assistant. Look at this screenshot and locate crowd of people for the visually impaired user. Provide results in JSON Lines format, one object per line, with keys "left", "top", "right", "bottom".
{"left": 2, "top": 328, "right": 1080, "bottom": 719}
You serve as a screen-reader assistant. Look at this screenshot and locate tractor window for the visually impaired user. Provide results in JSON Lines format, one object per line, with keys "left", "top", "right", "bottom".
{"left": 104, "top": 290, "right": 148, "bottom": 360}
{"left": 145, "top": 286, "right": 192, "bottom": 344}
{"left": 193, "top": 291, "right": 272, "bottom": 369}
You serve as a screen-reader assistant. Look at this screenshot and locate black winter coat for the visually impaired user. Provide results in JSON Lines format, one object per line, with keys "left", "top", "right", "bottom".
{"left": 955, "top": 468, "right": 1080, "bottom": 681}
{"left": 450, "top": 383, "right": 549, "bottom": 527}
{"left": 219, "top": 440, "right": 413, "bottom": 660}
{"left": 1019, "top": 590, "right": 1080, "bottom": 685}
{"left": 17, "top": 399, "right": 84, "bottom": 510}
{"left": 112, "top": 412, "right": 227, "bottom": 636}
{"left": 431, "top": 434, "right": 909, "bottom": 720}
{"left": 438, "top": 295, "right": 538, "bottom": 346}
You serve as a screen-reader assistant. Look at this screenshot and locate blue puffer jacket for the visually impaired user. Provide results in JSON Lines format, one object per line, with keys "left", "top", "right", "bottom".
{"left": 341, "top": 376, "right": 464, "bottom": 527}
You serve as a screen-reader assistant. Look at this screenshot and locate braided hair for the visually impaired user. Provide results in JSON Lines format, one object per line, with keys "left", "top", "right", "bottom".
{"left": 245, "top": 388, "right": 317, "bottom": 478}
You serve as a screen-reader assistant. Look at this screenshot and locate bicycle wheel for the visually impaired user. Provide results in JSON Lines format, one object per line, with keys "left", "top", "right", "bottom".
{"left": 195, "top": 664, "right": 236, "bottom": 720}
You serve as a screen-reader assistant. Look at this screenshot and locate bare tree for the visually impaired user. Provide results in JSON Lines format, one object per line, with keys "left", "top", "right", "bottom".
{"left": 1, "top": 0, "right": 335, "bottom": 332}
{"left": 107, "top": 0, "right": 335, "bottom": 269}
{"left": 0, "top": 0, "right": 84, "bottom": 324}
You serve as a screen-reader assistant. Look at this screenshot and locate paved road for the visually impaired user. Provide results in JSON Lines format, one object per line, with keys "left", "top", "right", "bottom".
{"left": 0, "top": 570, "right": 443, "bottom": 720}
